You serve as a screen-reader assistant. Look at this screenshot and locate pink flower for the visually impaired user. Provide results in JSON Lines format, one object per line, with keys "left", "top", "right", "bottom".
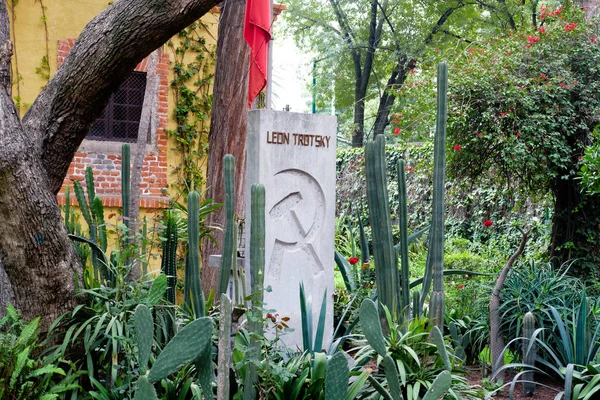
{"left": 405, "top": 166, "right": 414, "bottom": 172}
{"left": 454, "top": 144, "right": 461, "bottom": 151}
{"left": 540, "top": 73, "right": 548, "bottom": 80}
{"left": 477, "top": 132, "right": 483, "bottom": 137}
{"left": 500, "top": 112, "right": 507, "bottom": 117}
{"left": 527, "top": 35, "right": 540, "bottom": 45}
{"left": 457, "top": 285, "right": 465, "bottom": 290}
{"left": 483, "top": 219, "right": 493, "bottom": 227}
{"left": 591, "top": 37, "right": 596, "bottom": 43}
{"left": 394, "top": 127, "right": 401, "bottom": 136}
{"left": 539, "top": 27, "right": 545, "bottom": 33}
{"left": 348, "top": 257, "right": 359, "bottom": 265}
{"left": 516, "top": 133, "right": 521, "bottom": 137}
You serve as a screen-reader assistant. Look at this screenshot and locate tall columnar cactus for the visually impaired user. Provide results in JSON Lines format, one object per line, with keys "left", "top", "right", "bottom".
{"left": 217, "top": 294, "right": 232, "bottom": 400}
{"left": 219, "top": 154, "right": 235, "bottom": 296}
{"left": 423, "top": 62, "right": 448, "bottom": 329}
{"left": 365, "top": 134, "right": 399, "bottom": 318}
{"left": 244, "top": 184, "right": 265, "bottom": 400}
{"left": 523, "top": 311, "right": 536, "bottom": 396}
{"left": 185, "top": 191, "right": 205, "bottom": 318}
{"left": 72, "top": 167, "right": 108, "bottom": 282}
{"left": 121, "top": 143, "right": 131, "bottom": 230}
{"left": 397, "top": 159, "right": 411, "bottom": 320}
{"left": 161, "top": 210, "right": 178, "bottom": 304}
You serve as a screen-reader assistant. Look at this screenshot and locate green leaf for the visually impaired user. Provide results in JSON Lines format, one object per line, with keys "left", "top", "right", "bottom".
{"left": 147, "top": 274, "right": 168, "bottom": 306}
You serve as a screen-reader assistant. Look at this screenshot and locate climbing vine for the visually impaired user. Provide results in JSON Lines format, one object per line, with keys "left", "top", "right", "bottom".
{"left": 8, "top": 0, "right": 51, "bottom": 112}
{"left": 34, "top": 0, "right": 50, "bottom": 85}
{"left": 166, "top": 21, "right": 216, "bottom": 199}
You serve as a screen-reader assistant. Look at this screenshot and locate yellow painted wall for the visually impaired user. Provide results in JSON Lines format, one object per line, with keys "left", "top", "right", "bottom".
{"left": 8, "top": 0, "right": 219, "bottom": 277}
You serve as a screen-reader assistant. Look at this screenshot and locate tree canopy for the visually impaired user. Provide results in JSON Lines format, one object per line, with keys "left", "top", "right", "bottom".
{"left": 447, "top": 4, "right": 600, "bottom": 272}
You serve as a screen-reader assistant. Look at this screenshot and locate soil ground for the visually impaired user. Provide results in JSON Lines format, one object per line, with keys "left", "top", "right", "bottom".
{"left": 466, "top": 367, "right": 563, "bottom": 400}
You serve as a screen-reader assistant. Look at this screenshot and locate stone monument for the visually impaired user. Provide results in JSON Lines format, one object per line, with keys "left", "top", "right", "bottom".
{"left": 245, "top": 110, "right": 337, "bottom": 349}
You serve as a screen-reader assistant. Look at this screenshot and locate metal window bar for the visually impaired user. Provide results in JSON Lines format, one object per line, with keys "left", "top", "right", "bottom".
{"left": 88, "top": 71, "right": 148, "bottom": 143}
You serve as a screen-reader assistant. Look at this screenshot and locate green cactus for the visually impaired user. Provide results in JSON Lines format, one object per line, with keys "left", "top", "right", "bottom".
{"left": 422, "top": 370, "right": 452, "bottom": 400}
{"left": 397, "top": 159, "right": 410, "bottom": 320}
{"left": 133, "top": 376, "right": 159, "bottom": 400}
{"left": 217, "top": 294, "right": 232, "bottom": 400}
{"left": 147, "top": 316, "right": 213, "bottom": 383}
{"left": 250, "top": 184, "right": 265, "bottom": 309}
{"left": 244, "top": 184, "right": 266, "bottom": 400}
{"left": 134, "top": 304, "right": 153, "bottom": 374}
{"left": 121, "top": 143, "right": 131, "bottom": 230}
{"left": 431, "top": 325, "right": 452, "bottom": 371}
{"left": 72, "top": 167, "right": 108, "bottom": 283}
{"left": 359, "top": 299, "right": 387, "bottom": 357}
{"left": 423, "top": 62, "right": 448, "bottom": 329}
{"left": 412, "top": 290, "right": 421, "bottom": 320}
{"left": 185, "top": 191, "right": 205, "bottom": 318}
{"left": 219, "top": 154, "right": 236, "bottom": 297}
{"left": 325, "top": 352, "right": 349, "bottom": 400}
{"left": 523, "top": 311, "right": 536, "bottom": 396}
{"left": 365, "top": 134, "right": 399, "bottom": 318}
{"left": 449, "top": 321, "right": 468, "bottom": 363}
{"left": 161, "top": 210, "right": 178, "bottom": 304}
{"left": 382, "top": 354, "right": 401, "bottom": 400}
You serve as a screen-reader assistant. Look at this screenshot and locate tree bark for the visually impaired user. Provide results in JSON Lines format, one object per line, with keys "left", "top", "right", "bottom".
{"left": 128, "top": 50, "right": 160, "bottom": 281}
{"left": 202, "top": 0, "right": 250, "bottom": 295}
{"left": 489, "top": 229, "right": 528, "bottom": 382}
{"left": 0, "top": 0, "right": 218, "bottom": 326}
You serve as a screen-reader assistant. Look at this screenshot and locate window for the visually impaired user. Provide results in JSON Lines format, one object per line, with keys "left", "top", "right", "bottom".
{"left": 88, "top": 72, "right": 147, "bottom": 143}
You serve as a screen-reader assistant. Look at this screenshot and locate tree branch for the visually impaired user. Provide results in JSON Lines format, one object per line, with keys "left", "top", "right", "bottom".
{"left": 22, "top": 0, "right": 219, "bottom": 194}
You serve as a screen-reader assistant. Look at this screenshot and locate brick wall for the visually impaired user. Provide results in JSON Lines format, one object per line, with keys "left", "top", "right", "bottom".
{"left": 56, "top": 39, "right": 170, "bottom": 210}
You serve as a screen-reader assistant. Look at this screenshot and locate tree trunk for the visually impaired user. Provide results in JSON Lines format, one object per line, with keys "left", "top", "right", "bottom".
{"left": 490, "top": 229, "right": 528, "bottom": 382}
{"left": 128, "top": 49, "right": 160, "bottom": 281}
{"left": 202, "top": 0, "right": 250, "bottom": 295}
{"left": 0, "top": 0, "right": 218, "bottom": 326}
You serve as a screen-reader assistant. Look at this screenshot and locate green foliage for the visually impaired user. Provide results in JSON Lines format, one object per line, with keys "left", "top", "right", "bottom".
{"left": 354, "top": 299, "right": 480, "bottom": 399}
{"left": 499, "top": 261, "right": 583, "bottom": 342}
{"left": 447, "top": 6, "right": 600, "bottom": 271}
{"left": 165, "top": 21, "right": 215, "bottom": 196}
{"left": 0, "top": 304, "right": 82, "bottom": 399}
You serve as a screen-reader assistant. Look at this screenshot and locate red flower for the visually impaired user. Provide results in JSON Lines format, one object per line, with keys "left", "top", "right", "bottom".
{"left": 453, "top": 144, "right": 461, "bottom": 151}
{"left": 591, "top": 37, "right": 596, "bottom": 43}
{"left": 477, "top": 132, "right": 483, "bottom": 137}
{"left": 540, "top": 73, "right": 548, "bottom": 80}
{"left": 500, "top": 111, "right": 507, "bottom": 117}
{"left": 527, "top": 35, "right": 540, "bottom": 45}
{"left": 348, "top": 257, "right": 359, "bottom": 265}
{"left": 360, "top": 157, "right": 365, "bottom": 163}
{"left": 516, "top": 133, "right": 521, "bottom": 138}
{"left": 565, "top": 22, "right": 577, "bottom": 33}
{"left": 483, "top": 219, "right": 493, "bottom": 227}
{"left": 538, "top": 27, "right": 545, "bottom": 33}
{"left": 457, "top": 285, "right": 465, "bottom": 290}
{"left": 394, "top": 127, "right": 401, "bottom": 135}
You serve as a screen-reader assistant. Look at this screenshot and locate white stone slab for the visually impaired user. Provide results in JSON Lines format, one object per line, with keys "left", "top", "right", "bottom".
{"left": 245, "top": 110, "right": 337, "bottom": 350}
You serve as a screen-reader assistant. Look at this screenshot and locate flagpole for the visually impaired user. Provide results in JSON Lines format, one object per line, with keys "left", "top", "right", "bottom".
{"left": 265, "top": 0, "right": 273, "bottom": 110}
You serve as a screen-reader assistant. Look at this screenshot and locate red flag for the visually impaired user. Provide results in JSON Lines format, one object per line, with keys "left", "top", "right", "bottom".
{"left": 244, "top": 0, "right": 271, "bottom": 107}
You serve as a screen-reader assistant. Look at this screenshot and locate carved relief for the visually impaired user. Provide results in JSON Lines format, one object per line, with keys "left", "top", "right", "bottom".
{"left": 267, "top": 169, "right": 325, "bottom": 280}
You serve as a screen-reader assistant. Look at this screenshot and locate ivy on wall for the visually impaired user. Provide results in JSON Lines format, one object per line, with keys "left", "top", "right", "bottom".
{"left": 166, "top": 21, "right": 216, "bottom": 199}
{"left": 8, "top": 0, "right": 51, "bottom": 113}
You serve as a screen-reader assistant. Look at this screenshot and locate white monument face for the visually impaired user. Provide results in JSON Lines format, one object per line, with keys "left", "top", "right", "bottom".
{"left": 246, "top": 110, "right": 337, "bottom": 349}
